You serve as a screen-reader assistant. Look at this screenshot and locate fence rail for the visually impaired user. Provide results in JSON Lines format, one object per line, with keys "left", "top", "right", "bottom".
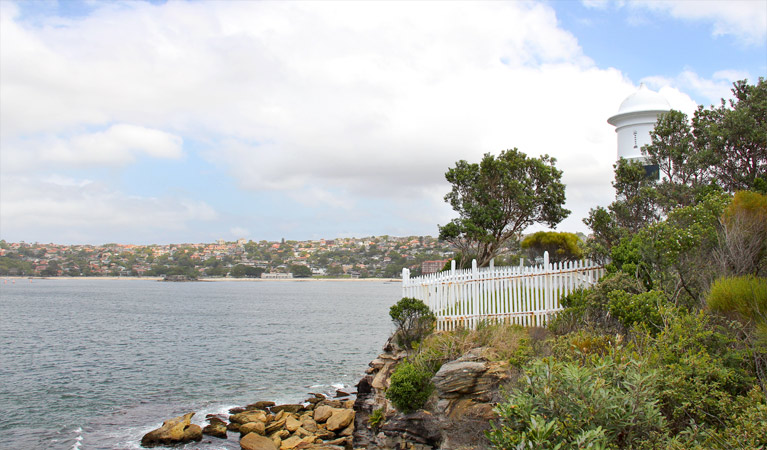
{"left": 402, "top": 252, "right": 605, "bottom": 331}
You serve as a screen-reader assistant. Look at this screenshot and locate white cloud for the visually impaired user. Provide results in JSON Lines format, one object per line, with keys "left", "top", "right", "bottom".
{"left": 1, "top": 1, "right": 712, "bottom": 242}
{"left": 0, "top": 175, "right": 218, "bottom": 244}
{"left": 628, "top": 0, "right": 767, "bottom": 45}
{"left": 1, "top": 124, "right": 183, "bottom": 173}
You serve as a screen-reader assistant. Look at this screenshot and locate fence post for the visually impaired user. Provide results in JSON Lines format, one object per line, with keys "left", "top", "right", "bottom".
{"left": 401, "top": 267, "right": 409, "bottom": 299}
{"left": 543, "top": 251, "right": 551, "bottom": 319}
{"left": 472, "top": 259, "right": 478, "bottom": 329}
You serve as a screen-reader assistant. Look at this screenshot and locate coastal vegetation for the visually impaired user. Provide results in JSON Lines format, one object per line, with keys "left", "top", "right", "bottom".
{"left": 373, "top": 78, "right": 766, "bottom": 449}
{"left": 438, "top": 149, "right": 570, "bottom": 268}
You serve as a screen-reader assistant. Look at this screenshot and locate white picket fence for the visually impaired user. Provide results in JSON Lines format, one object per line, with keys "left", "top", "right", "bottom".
{"left": 401, "top": 252, "right": 605, "bottom": 331}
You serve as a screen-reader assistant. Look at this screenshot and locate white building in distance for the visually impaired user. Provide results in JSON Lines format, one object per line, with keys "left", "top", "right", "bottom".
{"left": 607, "top": 83, "right": 671, "bottom": 165}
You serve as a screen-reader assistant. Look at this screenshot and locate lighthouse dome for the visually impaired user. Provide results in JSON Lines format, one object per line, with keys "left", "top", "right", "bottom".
{"left": 615, "top": 83, "right": 671, "bottom": 116}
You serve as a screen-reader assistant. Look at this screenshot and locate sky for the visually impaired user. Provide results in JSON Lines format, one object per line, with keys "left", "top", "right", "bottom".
{"left": 1, "top": 0, "right": 765, "bottom": 245}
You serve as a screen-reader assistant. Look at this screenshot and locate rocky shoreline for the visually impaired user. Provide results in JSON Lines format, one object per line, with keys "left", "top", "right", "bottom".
{"left": 141, "top": 337, "right": 510, "bottom": 450}
{"left": 141, "top": 392, "right": 357, "bottom": 449}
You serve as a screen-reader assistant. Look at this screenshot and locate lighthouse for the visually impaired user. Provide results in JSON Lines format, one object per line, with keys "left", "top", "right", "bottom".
{"left": 607, "top": 83, "right": 671, "bottom": 174}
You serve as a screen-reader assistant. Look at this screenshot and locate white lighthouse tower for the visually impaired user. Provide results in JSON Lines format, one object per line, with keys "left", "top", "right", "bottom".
{"left": 607, "top": 83, "right": 671, "bottom": 165}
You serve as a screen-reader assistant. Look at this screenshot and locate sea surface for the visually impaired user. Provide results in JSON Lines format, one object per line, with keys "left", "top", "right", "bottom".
{"left": 0, "top": 279, "right": 400, "bottom": 450}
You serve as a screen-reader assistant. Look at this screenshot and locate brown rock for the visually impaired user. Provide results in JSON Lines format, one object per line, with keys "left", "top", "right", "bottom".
{"left": 240, "top": 421, "right": 266, "bottom": 436}
{"left": 265, "top": 415, "right": 288, "bottom": 434}
{"left": 272, "top": 404, "right": 304, "bottom": 414}
{"left": 301, "top": 418, "right": 319, "bottom": 433}
{"left": 280, "top": 435, "right": 303, "bottom": 450}
{"left": 334, "top": 390, "right": 349, "bottom": 398}
{"left": 202, "top": 422, "right": 228, "bottom": 439}
{"left": 241, "top": 432, "right": 278, "bottom": 450}
{"left": 285, "top": 415, "right": 302, "bottom": 432}
{"left": 247, "top": 401, "right": 276, "bottom": 410}
{"left": 316, "top": 399, "right": 344, "bottom": 409}
{"left": 140, "top": 412, "right": 203, "bottom": 447}
{"left": 231, "top": 410, "right": 268, "bottom": 425}
{"left": 323, "top": 436, "right": 352, "bottom": 447}
{"left": 313, "top": 405, "right": 333, "bottom": 423}
{"left": 207, "top": 416, "right": 226, "bottom": 425}
{"left": 338, "top": 421, "right": 354, "bottom": 437}
{"left": 325, "top": 409, "right": 354, "bottom": 432}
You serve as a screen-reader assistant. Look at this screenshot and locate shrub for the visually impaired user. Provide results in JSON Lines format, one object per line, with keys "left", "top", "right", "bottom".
{"left": 368, "top": 408, "right": 385, "bottom": 431}
{"left": 707, "top": 275, "right": 767, "bottom": 326}
{"left": 635, "top": 309, "right": 755, "bottom": 432}
{"left": 549, "top": 272, "right": 644, "bottom": 334}
{"left": 607, "top": 289, "right": 665, "bottom": 332}
{"left": 488, "top": 356, "right": 666, "bottom": 450}
{"left": 389, "top": 297, "right": 436, "bottom": 350}
{"left": 717, "top": 190, "right": 767, "bottom": 276}
{"left": 385, "top": 361, "right": 434, "bottom": 414}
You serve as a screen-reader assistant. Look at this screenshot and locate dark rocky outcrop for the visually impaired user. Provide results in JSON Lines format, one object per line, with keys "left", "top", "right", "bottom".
{"left": 353, "top": 341, "right": 511, "bottom": 450}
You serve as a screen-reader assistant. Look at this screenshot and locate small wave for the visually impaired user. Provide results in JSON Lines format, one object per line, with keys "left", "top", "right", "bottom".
{"left": 71, "top": 427, "right": 84, "bottom": 450}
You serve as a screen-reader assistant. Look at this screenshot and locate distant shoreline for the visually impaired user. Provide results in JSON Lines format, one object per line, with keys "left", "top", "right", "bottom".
{"left": 2, "top": 276, "right": 401, "bottom": 283}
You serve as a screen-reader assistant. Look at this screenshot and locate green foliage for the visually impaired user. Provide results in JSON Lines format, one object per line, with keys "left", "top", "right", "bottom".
{"left": 708, "top": 275, "right": 767, "bottom": 326}
{"left": 488, "top": 356, "right": 665, "bottom": 450}
{"left": 368, "top": 408, "right": 385, "bottom": 431}
{"left": 413, "top": 323, "right": 534, "bottom": 373}
{"left": 549, "top": 272, "right": 644, "bottom": 334}
{"left": 230, "top": 264, "right": 264, "bottom": 278}
{"left": 606, "top": 290, "right": 665, "bottom": 332}
{"left": 439, "top": 148, "right": 570, "bottom": 268}
{"left": 634, "top": 309, "right": 754, "bottom": 433}
{"left": 389, "top": 297, "right": 436, "bottom": 350}
{"left": 289, "top": 264, "right": 313, "bottom": 278}
{"left": 699, "top": 78, "right": 767, "bottom": 192}
{"left": 610, "top": 192, "right": 729, "bottom": 304}
{"left": 385, "top": 361, "right": 434, "bottom": 414}
{"left": 717, "top": 190, "right": 767, "bottom": 276}
{"left": 521, "top": 231, "right": 583, "bottom": 264}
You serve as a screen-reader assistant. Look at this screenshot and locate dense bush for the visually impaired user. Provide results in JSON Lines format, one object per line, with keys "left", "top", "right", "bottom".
{"left": 488, "top": 356, "right": 665, "bottom": 450}
{"left": 549, "top": 272, "right": 644, "bottom": 334}
{"left": 606, "top": 290, "right": 665, "bottom": 332}
{"left": 389, "top": 297, "right": 436, "bottom": 350}
{"left": 633, "top": 309, "right": 755, "bottom": 433}
{"left": 385, "top": 361, "right": 434, "bottom": 414}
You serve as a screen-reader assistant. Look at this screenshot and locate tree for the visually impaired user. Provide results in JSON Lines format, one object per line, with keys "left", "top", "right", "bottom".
{"left": 521, "top": 231, "right": 583, "bottom": 264}
{"left": 697, "top": 78, "right": 766, "bottom": 192}
{"left": 389, "top": 297, "right": 436, "bottom": 350}
{"left": 289, "top": 264, "right": 312, "bottom": 278}
{"left": 439, "top": 149, "right": 570, "bottom": 268}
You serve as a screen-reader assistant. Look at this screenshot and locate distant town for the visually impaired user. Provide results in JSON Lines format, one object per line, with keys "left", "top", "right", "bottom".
{"left": 0, "top": 236, "right": 457, "bottom": 279}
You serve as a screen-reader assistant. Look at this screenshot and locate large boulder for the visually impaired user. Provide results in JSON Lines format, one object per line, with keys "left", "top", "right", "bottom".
{"left": 202, "top": 422, "right": 228, "bottom": 439}
{"left": 380, "top": 411, "right": 442, "bottom": 447}
{"left": 231, "top": 410, "right": 268, "bottom": 424}
{"left": 326, "top": 409, "right": 354, "bottom": 432}
{"left": 241, "top": 432, "right": 278, "bottom": 450}
{"left": 313, "top": 405, "right": 334, "bottom": 423}
{"left": 240, "top": 421, "right": 266, "bottom": 436}
{"left": 432, "top": 350, "right": 509, "bottom": 403}
{"left": 140, "top": 412, "right": 203, "bottom": 447}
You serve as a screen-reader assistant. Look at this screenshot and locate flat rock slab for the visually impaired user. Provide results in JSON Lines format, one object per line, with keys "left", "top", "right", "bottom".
{"left": 241, "top": 432, "right": 278, "bottom": 450}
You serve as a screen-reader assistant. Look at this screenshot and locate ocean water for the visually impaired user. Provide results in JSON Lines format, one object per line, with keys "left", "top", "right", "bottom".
{"left": 0, "top": 279, "right": 400, "bottom": 450}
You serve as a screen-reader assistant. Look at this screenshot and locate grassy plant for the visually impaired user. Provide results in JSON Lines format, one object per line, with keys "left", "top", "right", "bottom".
{"left": 707, "top": 275, "right": 767, "bottom": 325}
{"left": 368, "top": 408, "right": 385, "bottom": 431}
